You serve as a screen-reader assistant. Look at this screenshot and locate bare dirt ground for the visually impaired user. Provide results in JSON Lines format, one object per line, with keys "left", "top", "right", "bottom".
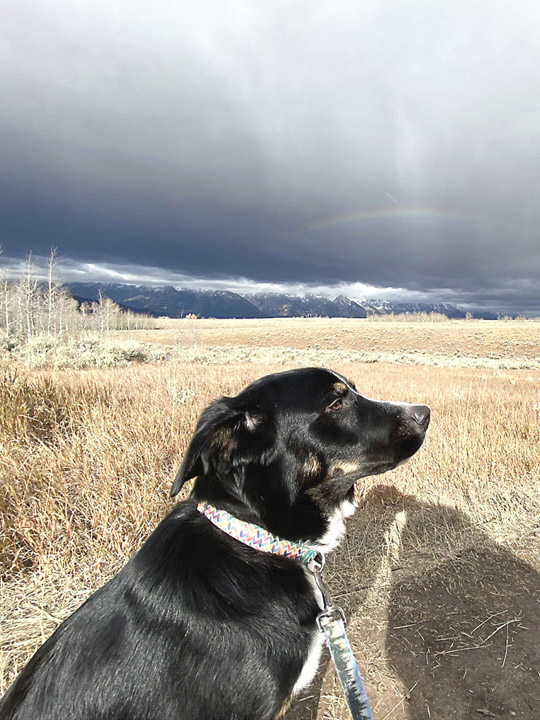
{"left": 290, "top": 487, "right": 540, "bottom": 720}
{"left": 2, "top": 318, "right": 540, "bottom": 719}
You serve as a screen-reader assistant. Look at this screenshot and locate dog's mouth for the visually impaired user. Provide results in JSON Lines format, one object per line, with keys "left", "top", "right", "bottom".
{"left": 393, "top": 433, "right": 426, "bottom": 462}
{"left": 360, "top": 404, "right": 430, "bottom": 476}
{"left": 392, "top": 404, "right": 430, "bottom": 463}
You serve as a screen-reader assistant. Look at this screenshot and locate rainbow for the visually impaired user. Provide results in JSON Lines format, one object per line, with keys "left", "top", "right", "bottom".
{"left": 304, "top": 206, "right": 465, "bottom": 233}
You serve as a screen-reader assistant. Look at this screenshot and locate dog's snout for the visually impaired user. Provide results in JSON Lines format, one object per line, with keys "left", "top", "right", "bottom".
{"left": 410, "top": 405, "right": 430, "bottom": 428}
{"left": 390, "top": 403, "right": 430, "bottom": 464}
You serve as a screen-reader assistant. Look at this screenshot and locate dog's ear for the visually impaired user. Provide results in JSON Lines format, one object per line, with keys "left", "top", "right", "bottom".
{"left": 171, "top": 398, "right": 234, "bottom": 497}
{"left": 170, "top": 399, "right": 273, "bottom": 497}
{"left": 169, "top": 432, "right": 204, "bottom": 498}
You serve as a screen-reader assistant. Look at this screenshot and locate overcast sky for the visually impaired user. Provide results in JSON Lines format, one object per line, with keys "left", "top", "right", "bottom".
{"left": 2, "top": 1, "right": 540, "bottom": 313}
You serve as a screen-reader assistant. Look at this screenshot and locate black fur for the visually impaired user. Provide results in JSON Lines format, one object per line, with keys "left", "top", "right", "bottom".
{"left": 1, "top": 367, "right": 429, "bottom": 720}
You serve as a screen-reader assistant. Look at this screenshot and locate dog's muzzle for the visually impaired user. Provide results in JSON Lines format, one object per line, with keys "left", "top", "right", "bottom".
{"left": 393, "top": 404, "right": 430, "bottom": 461}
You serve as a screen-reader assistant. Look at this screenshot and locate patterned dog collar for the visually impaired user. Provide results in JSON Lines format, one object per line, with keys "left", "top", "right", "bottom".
{"left": 196, "top": 502, "right": 319, "bottom": 566}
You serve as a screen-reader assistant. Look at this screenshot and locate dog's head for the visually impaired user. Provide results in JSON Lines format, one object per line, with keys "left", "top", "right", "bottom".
{"left": 171, "top": 368, "right": 429, "bottom": 549}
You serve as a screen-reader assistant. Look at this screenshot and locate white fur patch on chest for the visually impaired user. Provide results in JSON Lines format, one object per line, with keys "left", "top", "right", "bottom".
{"left": 311, "top": 498, "right": 356, "bottom": 554}
{"left": 292, "top": 497, "right": 357, "bottom": 695}
{"left": 292, "top": 627, "right": 325, "bottom": 695}
{"left": 292, "top": 568, "right": 326, "bottom": 696}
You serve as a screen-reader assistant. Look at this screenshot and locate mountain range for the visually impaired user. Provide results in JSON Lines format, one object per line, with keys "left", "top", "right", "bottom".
{"left": 67, "top": 282, "right": 497, "bottom": 320}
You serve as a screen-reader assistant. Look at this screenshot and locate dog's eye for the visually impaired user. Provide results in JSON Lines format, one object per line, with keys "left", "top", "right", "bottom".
{"left": 328, "top": 398, "right": 343, "bottom": 412}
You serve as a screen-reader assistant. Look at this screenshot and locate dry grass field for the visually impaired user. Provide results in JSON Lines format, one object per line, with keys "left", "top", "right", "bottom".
{"left": 138, "top": 317, "right": 540, "bottom": 367}
{"left": 1, "top": 318, "right": 540, "bottom": 718}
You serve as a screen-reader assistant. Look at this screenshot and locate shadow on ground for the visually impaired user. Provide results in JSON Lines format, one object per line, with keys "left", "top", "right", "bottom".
{"left": 286, "top": 485, "right": 540, "bottom": 720}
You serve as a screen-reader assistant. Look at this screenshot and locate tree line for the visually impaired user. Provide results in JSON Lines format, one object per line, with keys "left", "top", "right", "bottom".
{"left": 1, "top": 252, "right": 153, "bottom": 343}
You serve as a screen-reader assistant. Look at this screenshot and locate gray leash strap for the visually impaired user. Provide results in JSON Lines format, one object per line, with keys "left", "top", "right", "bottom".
{"left": 317, "top": 608, "right": 374, "bottom": 720}
{"left": 309, "top": 557, "right": 374, "bottom": 720}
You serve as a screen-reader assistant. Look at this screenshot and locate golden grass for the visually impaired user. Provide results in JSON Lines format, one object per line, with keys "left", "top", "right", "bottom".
{"left": 138, "top": 317, "right": 540, "bottom": 366}
{"left": 6, "top": 317, "right": 540, "bottom": 369}
{"left": 1, "top": 319, "right": 540, "bottom": 716}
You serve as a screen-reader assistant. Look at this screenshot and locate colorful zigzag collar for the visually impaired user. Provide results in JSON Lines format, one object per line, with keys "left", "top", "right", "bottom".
{"left": 196, "top": 502, "right": 319, "bottom": 566}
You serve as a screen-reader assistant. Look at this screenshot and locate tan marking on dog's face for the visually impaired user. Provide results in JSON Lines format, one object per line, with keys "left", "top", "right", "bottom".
{"left": 303, "top": 453, "right": 322, "bottom": 474}
{"left": 329, "top": 460, "right": 361, "bottom": 476}
{"left": 332, "top": 381, "right": 348, "bottom": 395}
{"left": 300, "top": 452, "right": 323, "bottom": 485}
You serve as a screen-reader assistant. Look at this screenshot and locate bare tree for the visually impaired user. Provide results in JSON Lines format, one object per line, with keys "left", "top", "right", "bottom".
{"left": 47, "top": 248, "right": 61, "bottom": 336}
{"left": 20, "top": 254, "right": 40, "bottom": 341}
{"left": 2, "top": 279, "right": 10, "bottom": 337}
{"left": 0, "top": 246, "right": 9, "bottom": 338}
{"left": 0, "top": 252, "right": 154, "bottom": 343}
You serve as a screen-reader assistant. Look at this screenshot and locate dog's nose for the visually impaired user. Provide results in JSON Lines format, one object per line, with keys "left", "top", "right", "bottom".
{"left": 410, "top": 405, "right": 430, "bottom": 428}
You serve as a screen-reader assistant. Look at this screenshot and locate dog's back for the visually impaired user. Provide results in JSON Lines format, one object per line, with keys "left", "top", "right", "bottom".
{"left": 1, "top": 501, "right": 318, "bottom": 720}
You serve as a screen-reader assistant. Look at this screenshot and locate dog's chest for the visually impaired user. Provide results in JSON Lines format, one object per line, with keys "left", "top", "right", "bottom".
{"left": 314, "top": 498, "right": 356, "bottom": 553}
{"left": 292, "top": 627, "right": 325, "bottom": 695}
{"left": 292, "top": 499, "right": 356, "bottom": 694}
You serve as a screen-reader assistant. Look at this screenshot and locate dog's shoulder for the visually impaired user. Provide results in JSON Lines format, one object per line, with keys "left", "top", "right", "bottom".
{"left": 132, "top": 499, "right": 319, "bottom": 624}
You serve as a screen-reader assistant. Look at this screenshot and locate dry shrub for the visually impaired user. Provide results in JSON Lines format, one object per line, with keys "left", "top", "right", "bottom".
{"left": 6, "top": 336, "right": 169, "bottom": 369}
{"left": 364, "top": 311, "right": 449, "bottom": 322}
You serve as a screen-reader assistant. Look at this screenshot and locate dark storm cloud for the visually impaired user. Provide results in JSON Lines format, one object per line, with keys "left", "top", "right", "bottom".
{"left": 2, "top": 0, "right": 540, "bottom": 312}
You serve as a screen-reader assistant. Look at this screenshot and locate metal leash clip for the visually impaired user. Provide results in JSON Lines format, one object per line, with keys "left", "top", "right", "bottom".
{"left": 308, "top": 552, "right": 347, "bottom": 630}
{"left": 316, "top": 605, "right": 347, "bottom": 633}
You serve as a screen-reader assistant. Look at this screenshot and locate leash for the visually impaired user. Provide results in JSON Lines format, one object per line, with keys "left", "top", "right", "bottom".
{"left": 197, "top": 502, "right": 374, "bottom": 719}
{"left": 309, "top": 555, "right": 374, "bottom": 720}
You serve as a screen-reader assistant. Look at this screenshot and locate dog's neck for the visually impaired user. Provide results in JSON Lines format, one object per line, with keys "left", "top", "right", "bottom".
{"left": 191, "top": 467, "right": 354, "bottom": 554}
{"left": 192, "top": 470, "right": 332, "bottom": 544}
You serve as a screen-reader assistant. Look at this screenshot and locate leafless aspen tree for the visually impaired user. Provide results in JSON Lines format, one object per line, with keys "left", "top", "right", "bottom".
{"left": 0, "top": 253, "right": 154, "bottom": 343}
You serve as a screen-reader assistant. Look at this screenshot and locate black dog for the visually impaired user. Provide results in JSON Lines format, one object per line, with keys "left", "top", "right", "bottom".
{"left": 1, "top": 367, "right": 429, "bottom": 720}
